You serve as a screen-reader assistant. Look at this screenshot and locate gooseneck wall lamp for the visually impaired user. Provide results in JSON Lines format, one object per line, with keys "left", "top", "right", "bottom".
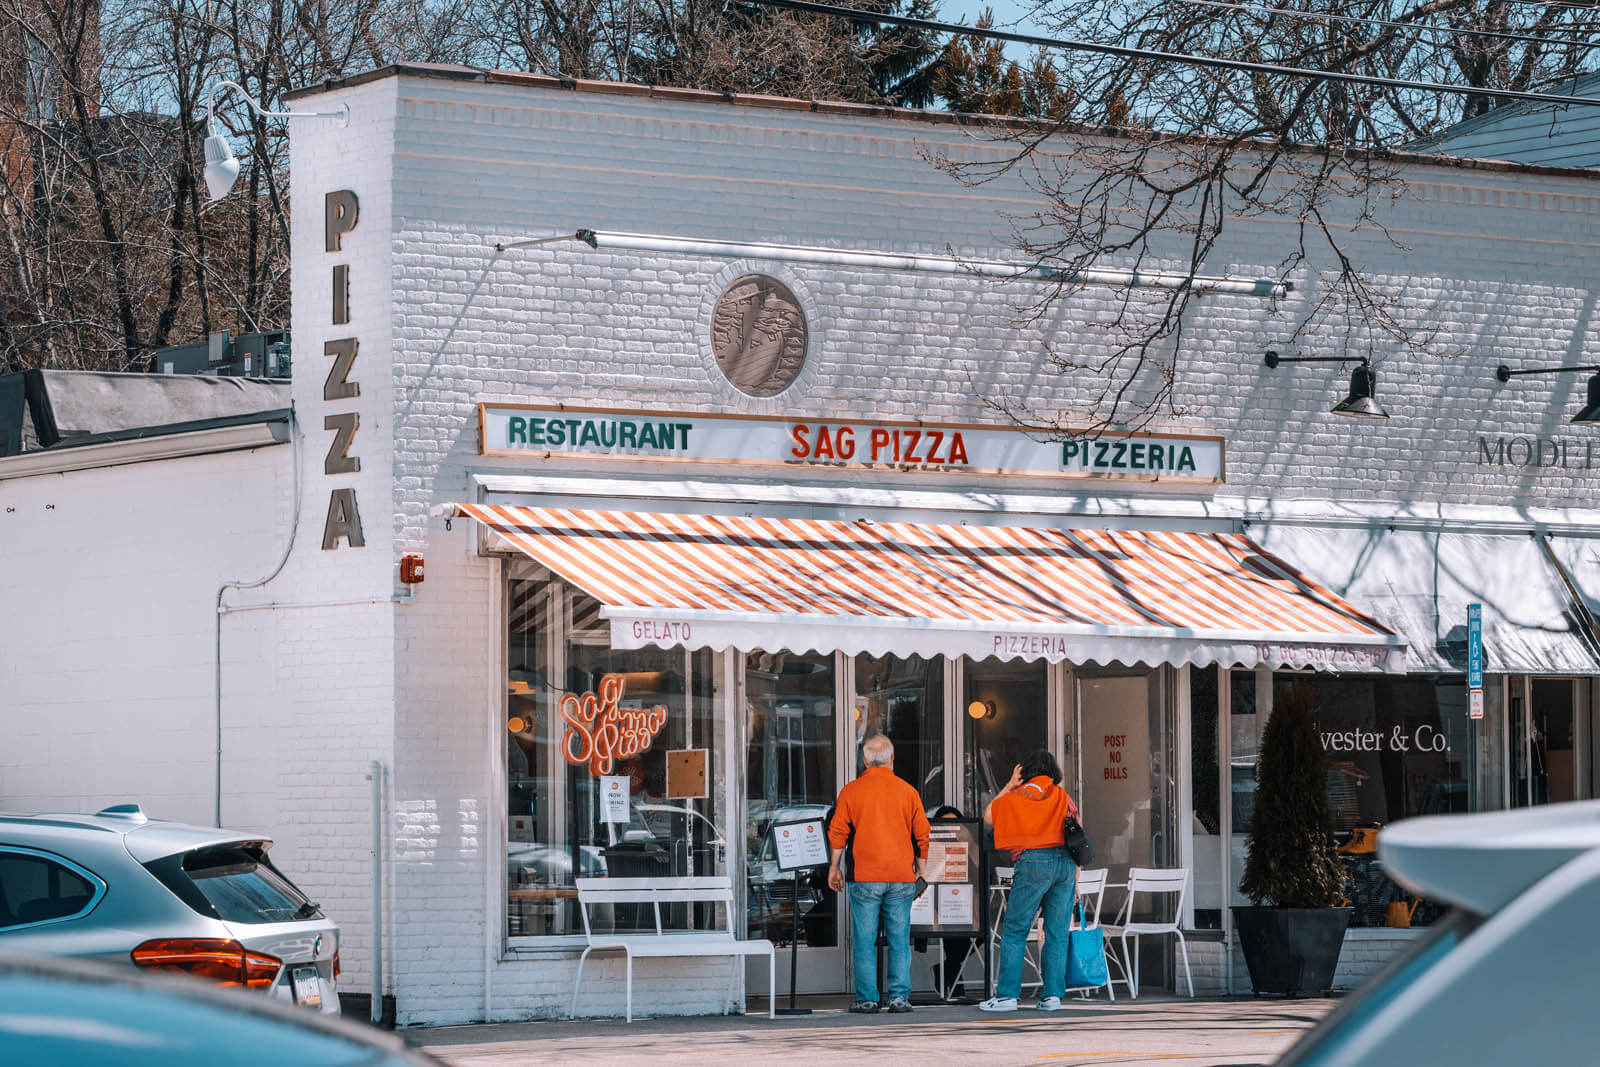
{"left": 1495, "top": 363, "right": 1600, "bottom": 424}
{"left": 1263, "top": 351, "right": 1389, "bottom": 419}
{"left": 202, "top": 80, "right": 349, "bottom": 201}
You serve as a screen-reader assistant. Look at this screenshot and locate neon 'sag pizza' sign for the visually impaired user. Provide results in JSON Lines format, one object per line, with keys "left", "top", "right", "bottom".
{"left": 560, "top": 674, "right": 668, "bottom": 776}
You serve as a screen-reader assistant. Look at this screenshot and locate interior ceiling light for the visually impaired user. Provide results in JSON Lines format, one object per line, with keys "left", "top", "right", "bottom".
{"left": 1264, "top": 351, "right": 1390, "bottom": 420}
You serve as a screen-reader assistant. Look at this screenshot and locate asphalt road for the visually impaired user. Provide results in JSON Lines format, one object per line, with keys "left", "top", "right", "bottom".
{"left": 411, "top": 995, "right": 1336, "bottom": 1066}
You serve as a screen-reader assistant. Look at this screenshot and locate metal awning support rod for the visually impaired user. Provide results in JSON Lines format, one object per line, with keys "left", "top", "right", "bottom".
{"left": 1497, "top": 363, "right": 1600, "bottom": 381}
{"left": 491, "top": 229, "right": 1290, "bottom": 297}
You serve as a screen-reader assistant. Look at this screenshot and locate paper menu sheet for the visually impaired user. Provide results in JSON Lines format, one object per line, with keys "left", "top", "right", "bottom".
{"left": 909, "top": 885, "right": 935, "bottom": 925}
{"left": 926, "top": 840, "right": 969, "bottom": 883}
{"left": 772, "top": 819, "right": 830, "bottom": 870}
{"left": 937, "top": 884, "right": 973, "bottom": 927}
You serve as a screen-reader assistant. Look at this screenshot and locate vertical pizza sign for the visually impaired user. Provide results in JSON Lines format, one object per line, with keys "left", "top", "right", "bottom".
{"left": 320, "top": 189, "right": 364, "bottom": 550}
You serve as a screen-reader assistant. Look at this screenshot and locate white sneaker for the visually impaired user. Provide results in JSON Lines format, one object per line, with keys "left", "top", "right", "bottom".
{"left": 978, "top": 996, "right": 1019, "bottom": 1012}
{"left": 1037, "top": 996, "right": 1063, "bottom": 1011}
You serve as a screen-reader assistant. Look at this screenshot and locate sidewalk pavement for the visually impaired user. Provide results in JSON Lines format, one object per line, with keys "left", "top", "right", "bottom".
{"left": 410, "top": 994, "right": 1336, "bottom": 1066}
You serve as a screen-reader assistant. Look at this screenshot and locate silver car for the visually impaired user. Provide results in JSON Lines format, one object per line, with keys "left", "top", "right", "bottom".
{"left": 1279, "top": 799, "right": 1600, "bottom": 1064}
{"left": 0, "top": 804, "right": 340, "bottom": 1014}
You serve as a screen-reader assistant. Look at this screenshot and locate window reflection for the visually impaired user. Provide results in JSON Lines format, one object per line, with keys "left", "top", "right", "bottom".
{"left": 506, "top": 581, "right": 722, "bottom": 938}
{"left": 963, "top": 658, "right": 1047, "bottom": 817}
{"left": 855, "top": 654, "right": 944, "bottom": 811}
{"left": 745, "top": 652, "right": 837, "bottom": 948}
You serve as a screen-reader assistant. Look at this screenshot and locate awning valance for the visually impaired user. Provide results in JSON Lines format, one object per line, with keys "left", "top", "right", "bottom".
{"left": 1251, "top": 525, "right": 1600, "bottom": 675}
{"left": 456, "top": 504, "right": 1405, "bottom": 673}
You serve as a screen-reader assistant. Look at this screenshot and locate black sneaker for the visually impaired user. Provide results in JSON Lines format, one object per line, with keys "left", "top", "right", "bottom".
{"left": 887, "top": 997, "right": 913, "bottom": 1014}
{"left": 849, "top": 1001, "right": 880, "bottom": 1014}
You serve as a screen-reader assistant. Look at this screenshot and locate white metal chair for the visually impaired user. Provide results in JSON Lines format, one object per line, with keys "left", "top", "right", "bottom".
{"left": 1067, "top": 867, "right": 1122, "bottom": 1000}
{"left": 1103, "top": 867, "right": 1193, "bottom": 999}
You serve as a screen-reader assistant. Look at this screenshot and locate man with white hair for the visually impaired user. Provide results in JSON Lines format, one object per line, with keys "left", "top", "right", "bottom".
{"left": 827, "top": 733, "right": 931, "bottom": 1014}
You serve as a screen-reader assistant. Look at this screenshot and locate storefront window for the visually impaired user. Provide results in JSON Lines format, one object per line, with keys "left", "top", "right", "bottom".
{"left": 855, "top": 654, "right": 945, "bottom": 811}
{"left": 745, "top": 652, "right": 836, "bottom": 947}
{"left": 1279, "top": 673, "right": 1474, "bottom": 928}
{"left": 964, "top": 658, "right": 1047, "bottom": 817}
{"left": 506, "top": 580, "right": 724, "bottom": 939}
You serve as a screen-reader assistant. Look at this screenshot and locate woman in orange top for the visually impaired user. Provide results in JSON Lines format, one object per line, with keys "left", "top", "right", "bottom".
{"left": 979, "top": 748, "right": 1079, "bottom": 1013}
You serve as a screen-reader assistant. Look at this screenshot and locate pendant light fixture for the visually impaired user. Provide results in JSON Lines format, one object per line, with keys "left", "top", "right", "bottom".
{"left": 1263, "top": 351, "right": 1390, "bottom": 419}
{"left": 1496, "top": 363, "right": 1600, "bottom": 425}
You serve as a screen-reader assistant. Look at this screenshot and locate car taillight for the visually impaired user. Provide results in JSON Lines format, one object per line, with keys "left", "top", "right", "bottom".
{"left": 332, "top": 951, "right": 340, "bottom": 980}
{"left": 131, "top": 938, "right": 282, "bottom": 990}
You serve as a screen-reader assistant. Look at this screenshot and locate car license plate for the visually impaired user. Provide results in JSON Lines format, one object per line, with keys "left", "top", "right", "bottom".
{"left": 290, "top": 965, "right": 322, "bottom": 1009}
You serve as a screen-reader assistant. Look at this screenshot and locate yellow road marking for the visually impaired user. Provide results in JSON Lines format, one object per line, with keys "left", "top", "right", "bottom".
{"left": 1035, "top": 1053, "right": 1136, "bottom": 1059}
{"left": 1035, "top": 1054, "right": 1190, "bottom": 1060}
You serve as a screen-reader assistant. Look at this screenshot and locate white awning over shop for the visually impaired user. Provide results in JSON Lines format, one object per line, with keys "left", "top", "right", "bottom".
{"left": 456, "top": 504, "right": 1405, "bottom": 673}
{"left": 1249, "top": 525, "right": 1600, "bottom": 675}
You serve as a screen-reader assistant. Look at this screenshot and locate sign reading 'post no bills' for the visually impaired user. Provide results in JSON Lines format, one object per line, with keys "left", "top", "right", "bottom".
{"left": 478, "top": 404, "right": 1224, "bottom": 483}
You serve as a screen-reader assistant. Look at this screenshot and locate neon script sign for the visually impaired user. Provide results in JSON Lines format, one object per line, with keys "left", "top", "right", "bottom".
{"left": 560, "top": 674, "right": 669, "bottom": 776}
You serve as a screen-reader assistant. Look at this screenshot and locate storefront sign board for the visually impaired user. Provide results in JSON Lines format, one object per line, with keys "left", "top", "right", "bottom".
{"left": 478, "top": 404, "right": 1224, "bottom": 483}
{"left": 609, "top": 611, "right": 1407, "bottom": 674}
{"left": 771, "top": 819, "right": 830, "bottom": 872}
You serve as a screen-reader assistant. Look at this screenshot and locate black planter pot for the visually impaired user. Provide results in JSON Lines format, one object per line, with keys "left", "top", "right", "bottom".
{"left": 1231, "top": 906, "right": 1352, "bottom": 997}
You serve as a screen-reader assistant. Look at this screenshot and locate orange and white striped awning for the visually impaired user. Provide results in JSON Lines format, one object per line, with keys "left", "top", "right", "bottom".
{"left": 455, "top": 504, "right": 1404, "bottom": 672}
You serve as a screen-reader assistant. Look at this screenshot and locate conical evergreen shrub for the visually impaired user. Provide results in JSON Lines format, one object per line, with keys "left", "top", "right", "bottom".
{"left": 1239, "top": 681, "right": 1346, "bottom": 908}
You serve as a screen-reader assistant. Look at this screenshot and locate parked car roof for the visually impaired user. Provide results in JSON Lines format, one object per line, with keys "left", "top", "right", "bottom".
{"left": 0, "top": 806, "right": 272, "bottom": 861}
{"left": 1378, "top": 798, "right": 1600, "bottom": 916}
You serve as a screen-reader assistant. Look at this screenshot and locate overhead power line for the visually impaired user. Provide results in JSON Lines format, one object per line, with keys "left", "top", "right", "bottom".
{"left": 1182, "top": 0, "right": 1600, "bottom": 52}
{"left": 745, "top": 0, "right": 1600, "bottom": 108}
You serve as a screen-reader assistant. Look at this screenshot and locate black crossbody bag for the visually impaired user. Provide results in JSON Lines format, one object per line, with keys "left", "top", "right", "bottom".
{"left": 1062, "top": 814, "right": 1093, "bottom": 865}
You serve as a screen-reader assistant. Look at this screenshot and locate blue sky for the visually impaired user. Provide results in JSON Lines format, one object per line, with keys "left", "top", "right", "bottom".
{"left": 939, "top": 0, "right": 1053, "bottom": 60}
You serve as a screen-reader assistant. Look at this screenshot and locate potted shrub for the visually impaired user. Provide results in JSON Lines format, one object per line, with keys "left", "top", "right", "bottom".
{"left": 1232, "top": 682, "right": 1351, "bottom": 996}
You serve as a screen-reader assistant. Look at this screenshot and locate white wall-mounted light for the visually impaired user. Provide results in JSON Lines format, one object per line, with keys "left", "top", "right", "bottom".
{"left": 202, "top": 80, "right": 349, "bottom": 201}
{"left": 491, "top": 228, "right": 1289, "bottom": 297}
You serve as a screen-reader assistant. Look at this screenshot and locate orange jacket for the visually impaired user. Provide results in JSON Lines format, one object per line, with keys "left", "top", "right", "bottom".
{"left": 990, "top": 777, "right": 1075, "bottom": 853}
{"left": 827, "top": 766, "right": 931, "bottom": 883}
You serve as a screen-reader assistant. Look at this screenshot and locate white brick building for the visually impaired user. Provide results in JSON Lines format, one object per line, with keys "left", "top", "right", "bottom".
{"left": 5, "top": 64, "right": 1600, "bottom": 1024}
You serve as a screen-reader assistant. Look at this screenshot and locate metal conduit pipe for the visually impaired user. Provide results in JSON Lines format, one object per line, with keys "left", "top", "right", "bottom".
{"left": 367, "top": 760, "right": 386, "bottom": 1026}
{"left": 214, "top": 409, "right": 300, "bottom": 827}
{"left": 495, "top": 229, "right": 1291, "bottom": 297}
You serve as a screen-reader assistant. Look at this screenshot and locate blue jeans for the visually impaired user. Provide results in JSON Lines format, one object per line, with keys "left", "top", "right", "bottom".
{"left": 847, "top": 881, "right": 916, "bottom": 1003}
{"left": 997, "top": 847, "right": 1077, "bottom": 1001}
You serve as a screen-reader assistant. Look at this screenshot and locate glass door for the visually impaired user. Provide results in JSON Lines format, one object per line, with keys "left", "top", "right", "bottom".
{"left": 1514, "top": 678, "right": 1584, "bottom": 807}
{"left": 963, "top": 659, "right": 1049, "bottom": 817}
{"left": 744, "top": 651, "right": 848, "bottom": 993}
{"left": 1075, "top": 667, "right": 1175, "bottom": 992}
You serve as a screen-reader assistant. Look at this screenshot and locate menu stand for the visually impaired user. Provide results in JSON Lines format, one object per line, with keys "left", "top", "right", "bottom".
{"left": 776, "top": 866, "right": 812, "bottom": 1015}
{"left": 768, "top": 818, "right": 831, "bottom": 1016}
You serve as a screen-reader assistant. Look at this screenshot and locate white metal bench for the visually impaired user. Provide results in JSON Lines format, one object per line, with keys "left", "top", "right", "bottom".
{"left": 571, "top": 876, "right": 775, "bottom": 1021}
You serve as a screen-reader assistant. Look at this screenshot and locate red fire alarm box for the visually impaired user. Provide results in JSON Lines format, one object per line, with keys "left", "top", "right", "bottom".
{"left": 400, "top": 554, "right": 425, "bottom": 584}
